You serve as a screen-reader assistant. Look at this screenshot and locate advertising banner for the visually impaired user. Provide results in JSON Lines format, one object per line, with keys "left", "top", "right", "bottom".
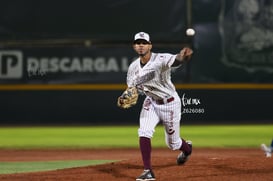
{"left": 0, "top": 47, "right": 134, "bottom": 84}
{"left": 0, "top": 47, "right": 189, "bottom": 84}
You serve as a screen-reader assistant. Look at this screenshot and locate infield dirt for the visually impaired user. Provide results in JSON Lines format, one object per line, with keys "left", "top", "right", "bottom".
{"left": 0, "top": 148, "right": 272, "bottom": 181}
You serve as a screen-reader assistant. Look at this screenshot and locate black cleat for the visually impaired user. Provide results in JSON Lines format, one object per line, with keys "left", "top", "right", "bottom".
{"left": 136, "top": 169, "right": 156, "bottom": 181}
{"left": 177, "top": 140, "right": 192, "bottom": 165}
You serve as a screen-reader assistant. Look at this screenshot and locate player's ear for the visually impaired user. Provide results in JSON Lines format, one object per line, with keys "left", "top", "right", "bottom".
{"left": 149, "top": 44, "right": 152, "bottom": 50}
{"left": 132, "top": 44, "right": 137, "bottom": 50}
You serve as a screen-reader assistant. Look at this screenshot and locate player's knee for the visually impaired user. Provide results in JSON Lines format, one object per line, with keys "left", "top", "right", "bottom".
{"left": 166, "top": 143, "right": 177, "bottom": 150}
{"left": 138, "top": 128, "right": 154, "bottom": 138}
{"left": 166, "top": 140, "right": 182, "bottom": 150}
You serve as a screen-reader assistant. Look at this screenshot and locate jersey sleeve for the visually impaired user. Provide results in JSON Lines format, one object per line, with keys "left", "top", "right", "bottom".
{"left": 159, "top": 53, "right": 177, "bottom": 70}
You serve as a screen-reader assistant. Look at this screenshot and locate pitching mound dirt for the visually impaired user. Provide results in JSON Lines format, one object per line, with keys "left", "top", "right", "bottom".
{"left": 0, "top": 148, "right": 272, "bottom": 181}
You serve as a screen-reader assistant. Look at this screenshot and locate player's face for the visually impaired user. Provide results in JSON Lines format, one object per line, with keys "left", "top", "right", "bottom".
{"left": 133, "top": 40, "right": 152, "bottom": 57}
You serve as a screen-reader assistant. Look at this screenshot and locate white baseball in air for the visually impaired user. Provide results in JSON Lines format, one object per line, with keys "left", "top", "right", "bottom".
{"left": 186, "top": 28, "right": 195, "bottom": 36}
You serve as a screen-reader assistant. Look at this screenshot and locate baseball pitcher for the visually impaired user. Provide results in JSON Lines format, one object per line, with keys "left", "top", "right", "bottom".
{"left": 117, "top": 32, "right": 193, "bottom": 181}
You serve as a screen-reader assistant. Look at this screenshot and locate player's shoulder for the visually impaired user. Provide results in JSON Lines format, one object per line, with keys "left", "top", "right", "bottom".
{"left": 128, "top": 58, "right": 139, "bottom": 69}
{"left": 153, "top": 52, "right": 177, "bottom": 68}
{"left": 153, "top": 52, "right": 175, "bottom": 61}
{"left": 157, "top": 52, "right": 174, "bottom": 56}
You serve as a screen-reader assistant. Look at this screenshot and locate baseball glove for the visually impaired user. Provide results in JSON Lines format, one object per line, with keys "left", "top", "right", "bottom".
{"left": 117, "top": 87, "right": 138, "bottom": 109}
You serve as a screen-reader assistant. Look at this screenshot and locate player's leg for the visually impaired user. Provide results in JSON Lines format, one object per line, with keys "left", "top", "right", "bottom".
{"left": 162, "top": 115, "right": 182, "bottom": 150}
{"left": 137, "top": 97, "right": 159, "bottom": 180}
{"left": 162, "top": 112, "right": 191, "bottom": 155}
{"left": 154, "top": 95, "right": 179, "bottom": 150}
{"left": 158, "top": 94, "right": 192, "bottom": 164}
{"left": 157, "top": 95, "right": 188, "bottom": 150}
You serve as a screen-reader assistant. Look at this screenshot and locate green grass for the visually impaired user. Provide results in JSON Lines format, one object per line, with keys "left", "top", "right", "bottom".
{"left": 0, "top": 160, "right": 115, "bottom": 174}
{"left": 0, "top": 125, "right": 272, "bottom": 174}
{"left": 183, "top": 125, "right": 272, "bottom": 147}
{"left": 0, "top": 125, "right": 272, "bottom": 149}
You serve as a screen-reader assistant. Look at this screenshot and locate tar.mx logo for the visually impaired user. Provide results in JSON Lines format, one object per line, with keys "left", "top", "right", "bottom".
{"left": 0, "top": 51, "right": 23, "bottom": 78}
{"left": 181, "top": 93, "right": 205, "bottom": 114}
{"left": 181, "top": 93, "right": 201, "bottom": 106}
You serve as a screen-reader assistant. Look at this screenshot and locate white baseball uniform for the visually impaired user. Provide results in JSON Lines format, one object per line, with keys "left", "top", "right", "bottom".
{"left": 127, "top": 52, "right": 183, "bottom": 150}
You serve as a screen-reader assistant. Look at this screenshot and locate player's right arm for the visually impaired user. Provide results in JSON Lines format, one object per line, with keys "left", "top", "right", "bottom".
{"left": 172, "top": 47, "right": 193, "bottom": 67}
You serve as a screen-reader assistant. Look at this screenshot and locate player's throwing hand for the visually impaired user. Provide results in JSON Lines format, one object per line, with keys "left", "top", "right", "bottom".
{"left": 177, "top": 47, "right": 193, "bottom": 62}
